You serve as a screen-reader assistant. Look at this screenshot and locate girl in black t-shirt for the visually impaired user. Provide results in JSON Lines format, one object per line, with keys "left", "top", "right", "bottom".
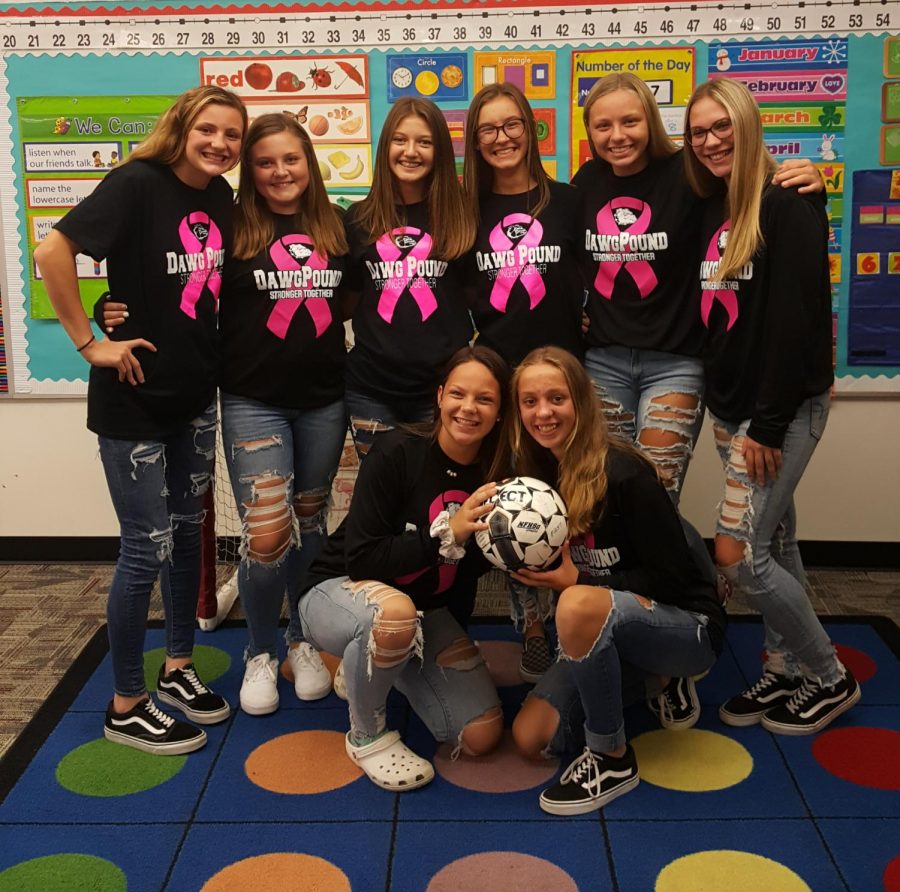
{"left": 297, "top": 346, "right": 510, "bottom": 791}
{"left": 683, "top": 79, "right": 858, "bottom": 736}
{"left": 35, "top": 86, "right": 247, "bottom": 755}
{"left": 494, "top": 347, "right": 725, "bottom": 815}
{"left": 575, "top": 73, "right": 822, "bottom": 505}
{"left": 461, "top": 82, "right": 584, "bottom": 367}
{"left": 343, "top": 98, "right": 475, "bottom": 459}
{"left": 100, "top": 114, "right": 350, "bottom": 716}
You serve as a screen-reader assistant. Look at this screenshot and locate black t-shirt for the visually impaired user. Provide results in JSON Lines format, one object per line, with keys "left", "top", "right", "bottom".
{"left": 344, "top": 201, "right": 473, "bottom": 404}
{"left": 573, "top": 151, "right": 706, "bottom": 357}
{"left": 56, "top": 160, "right": 233, "bottom": 439}
{"left": 466, "top": 181, "right": 585, "bottom": 365}
{"left": 219, "top": 214, "right": 346, "bottom": 409}
{"left": 304, "top": 429, "right": 489, "bottom": 614}
{"left": 536, "top": 446, "right": 726, "bottom": 652}
{"left": 698, "top": 186, "right": 834, "bottom": 448}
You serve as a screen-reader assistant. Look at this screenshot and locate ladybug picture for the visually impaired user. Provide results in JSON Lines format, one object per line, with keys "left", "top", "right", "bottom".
{"left": 309, "top": 66, "right": 332, "bottom": 89}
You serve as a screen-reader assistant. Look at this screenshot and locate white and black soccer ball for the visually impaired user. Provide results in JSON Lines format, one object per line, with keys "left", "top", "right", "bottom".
{"left": 475, "top": 476, "right": 568, "bottom": 572}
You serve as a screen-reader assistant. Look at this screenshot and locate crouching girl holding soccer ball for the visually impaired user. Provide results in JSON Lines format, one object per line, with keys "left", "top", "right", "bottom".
{"left": 497, "top": 347, "right": 727, "bottom": 814}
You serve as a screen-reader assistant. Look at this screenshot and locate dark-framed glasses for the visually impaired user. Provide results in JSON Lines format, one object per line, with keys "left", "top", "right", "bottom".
{"left": 687, "top": 118, "right": 733, "bottom": 146}
{"left": 475, "top": 117, "right": 526, "bottom": 145}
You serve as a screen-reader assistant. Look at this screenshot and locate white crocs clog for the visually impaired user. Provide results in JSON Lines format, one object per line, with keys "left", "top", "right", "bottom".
{"left": 345, "top": 730, "right": 434, "bottom": 791}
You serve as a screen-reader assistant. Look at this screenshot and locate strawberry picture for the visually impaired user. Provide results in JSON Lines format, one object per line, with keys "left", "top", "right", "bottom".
{"left": 276, "top": 71, "right": 304, "bottom": 92}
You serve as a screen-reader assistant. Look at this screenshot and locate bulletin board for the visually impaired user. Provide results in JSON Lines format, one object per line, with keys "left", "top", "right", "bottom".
{"left": 0, "top": 0, "right": 896, "bottom": 397}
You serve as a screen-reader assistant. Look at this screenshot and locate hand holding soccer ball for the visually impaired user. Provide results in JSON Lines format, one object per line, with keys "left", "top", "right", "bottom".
{"left": 475, "top": 477, "right": 568, "bottom": 572}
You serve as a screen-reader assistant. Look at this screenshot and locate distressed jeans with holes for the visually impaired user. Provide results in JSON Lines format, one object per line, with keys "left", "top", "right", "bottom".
{"left": 345, "top": 388, "right": 435, "bottom": 462}
{"left": 558, "top": 591, "right": 716, "bottom": 753}
{"left": 711, "top": 391, "right": 839, "bottom": 683}
{"left": 299, "top": 577, "right": 499, "bottom": 742}
{"left": 99, "top": 402, "right": 216, "bottom": 697}
{"left": 221, "top": 393, "right": 346, "bottom": 659}
{"left": 584, "top": 345, "right": 705, "bottom": 507}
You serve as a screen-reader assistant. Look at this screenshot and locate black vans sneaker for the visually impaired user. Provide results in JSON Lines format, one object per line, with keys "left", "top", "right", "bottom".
{"left": 649, "top": 676, "right": 700, "bottom": 730}
{"left": 761, "top": 670, "right": 860, "bottom": 736}
{"left": 539, "top": 745, "right": 639, "bottom": 815}
{"left": 719, "top": 671, "right": 802, "bottom": 727}
{"left": 156, "top": 663, "right": 230, "bottom": 725}
{"left": 104, "top": 697, "right": 207, "bottom": 755}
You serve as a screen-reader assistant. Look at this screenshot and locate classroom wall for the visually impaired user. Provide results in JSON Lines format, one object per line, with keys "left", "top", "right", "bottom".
{"left": 1, "top": 397, "right": 898, "bottom": 541}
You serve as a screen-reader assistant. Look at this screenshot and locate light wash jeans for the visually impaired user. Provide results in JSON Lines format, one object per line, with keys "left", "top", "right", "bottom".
{"left": 299, "top": 576, "right": 500, "bottom": 743}
{"left": 99, "top": 402, "right": 216, "bottom": 697}
{"left": 584, "top": 345, "right": 705, "bottom": 506}
{"left": 345, "top": 388, "right": 435, "bottom": 462}
{"left": 221, "top": 393, "right": 346, "bottom": 659}
{"left": 711, "top": 390, "right": 839, "bottom": 684}
{"left": 533, "top": 590, "right": 717, "bottom": 754}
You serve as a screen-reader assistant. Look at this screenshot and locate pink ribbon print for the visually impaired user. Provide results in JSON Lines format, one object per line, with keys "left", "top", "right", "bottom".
{"left": 178, "top": 211, "right": 223, "bottom": 319}
{"left": 593, "top": 197, "right": 658, "bottom": 300}
{"left": 394, "top": 490, "right": 469, "bottom": 594}
{"left": 700, "top": 222, "right": 739, "bottom": 331}
{"left": 265, "top": 235, "right": 332, "bottom": 340}
{"left": 375, "top": 227, "right": 438, "bottom": 324}
{"left": 488, "top": 213, "right": 546, "bottom": 312}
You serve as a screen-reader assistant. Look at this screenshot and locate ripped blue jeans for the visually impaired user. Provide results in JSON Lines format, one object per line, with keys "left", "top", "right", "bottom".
{"left": 99, "top": 402, "right": 216, "bottom": 697}
{"left": 221, "top": 393, "right": 346, "bottom": 659}
{"left": 584, "top": 346, "right": 705, "bottom": 506}
{"left": 535, "top": 590, "right": 716, "bottom": 754}
{"left": 711, "top": 391, "right": 839, "bottom": 683}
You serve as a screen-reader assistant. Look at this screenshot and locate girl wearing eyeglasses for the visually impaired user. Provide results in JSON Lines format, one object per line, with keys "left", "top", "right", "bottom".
{"left": 461, "top": 83, "right": 586, "bottom": 682}
{"left": 343, "top": 98, "right": 475, "bottom": 460}
{"left": 683, "top": 78, "right": 858, "bottom": 736}
{"left": 462, "top": 83, "right": 584, "bottom": 370}
{"left": 575, "top": 73, "right": 821, "bottom": 506}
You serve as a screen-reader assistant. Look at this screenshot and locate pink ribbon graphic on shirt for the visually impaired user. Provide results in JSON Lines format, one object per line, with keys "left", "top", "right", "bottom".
{"left": 395, "top": 490, "right": 469, "bottom": 594}
{"left": 593, "top": 197, "right": 657, "bottom": 300}
{"left": 265, "top": 235, "right": 332, "bottom": 340}
{"left": 487, "top": 213, "right": 546, "bottom": 312}
{"left": 178, "top": 212, "right": 223, "bottom": 319}
{"left": 375, "top": 227, "right": 438, "bottom": 324}
{"left": 700, "top": 222, "right": 739, "bottom": 331}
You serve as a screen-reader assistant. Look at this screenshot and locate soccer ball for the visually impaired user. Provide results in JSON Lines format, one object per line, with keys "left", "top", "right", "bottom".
{"left": 475, "top": 476, "right": 568, "bottom": 572}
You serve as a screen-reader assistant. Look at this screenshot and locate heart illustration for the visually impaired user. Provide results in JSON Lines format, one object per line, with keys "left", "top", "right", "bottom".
{"left": 822, "top": 75, "right": 844, "bottom": 94}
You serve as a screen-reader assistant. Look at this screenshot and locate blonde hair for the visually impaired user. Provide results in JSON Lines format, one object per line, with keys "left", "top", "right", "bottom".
{"left": 232, "top": 113, "right": 347, "bottom": 261}
{"left": 463, "top": 82, "right": 552, "bottom": 227}
{"left": 683, "top": 78, "right": 777, "bottom": 280}
{"left": 126, "top": 85, "right": 247, "bottom": 169}
{"left": 489, "top": 347, "right": 606, "bottom": 536}
{"left": 581, "top": 73, "right": 678, "bottom": 165}
{"left": 354, "top": 98, "right": 473, "bottom": 259}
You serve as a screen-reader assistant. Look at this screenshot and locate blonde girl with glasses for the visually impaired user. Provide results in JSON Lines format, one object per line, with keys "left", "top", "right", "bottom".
{"left": 683, "top": 78, "right": 859, "bottom": 736}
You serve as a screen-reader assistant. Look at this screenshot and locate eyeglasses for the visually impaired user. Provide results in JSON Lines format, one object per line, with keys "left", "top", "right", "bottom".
{"left": 687, "top": 118, "right": 733, "bottom": 146}
{"left": 475, "top": 117, "right": 526, "bottom": 145}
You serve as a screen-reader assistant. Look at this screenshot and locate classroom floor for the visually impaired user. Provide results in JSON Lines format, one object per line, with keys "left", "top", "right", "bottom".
{"left": 1, "top": 562, "right": 898, "bottom": 761}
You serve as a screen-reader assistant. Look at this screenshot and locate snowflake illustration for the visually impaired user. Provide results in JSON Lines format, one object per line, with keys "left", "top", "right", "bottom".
{"left": 821, "top": 39, "right": 848, "bottom": 65}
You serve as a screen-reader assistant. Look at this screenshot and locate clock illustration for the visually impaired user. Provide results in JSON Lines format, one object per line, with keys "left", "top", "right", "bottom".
{"left": 392, "top": 66, "right": 413, "bottom": 89}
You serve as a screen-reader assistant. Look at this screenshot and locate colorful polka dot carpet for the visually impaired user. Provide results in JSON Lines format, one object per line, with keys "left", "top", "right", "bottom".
{"left": 1, "top": 616, "right": 897, "bottom": 891}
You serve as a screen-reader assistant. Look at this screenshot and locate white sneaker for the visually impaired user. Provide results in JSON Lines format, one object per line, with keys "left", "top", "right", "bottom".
{"left": 333, "top": 660, "right": 348, "bottom": 701}
{"left": 240, "top": 654, "right": 279, "bottom": 716}
{"left": 287, "top": 642, "right": 332, "bottom": 701}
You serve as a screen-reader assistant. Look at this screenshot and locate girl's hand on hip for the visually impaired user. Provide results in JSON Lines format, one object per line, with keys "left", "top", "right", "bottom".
{"left": 82, "top": 337, "right": 156, "bottom": 385}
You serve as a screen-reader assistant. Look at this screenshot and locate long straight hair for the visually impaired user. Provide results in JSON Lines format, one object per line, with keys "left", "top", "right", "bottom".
{"left": 232, "top": 113, "right": 347, "bottom": 260}
{"left": 353, "top": 97, "right": 473, "bottom": 259}
{"left": 462, "top": 82, "right": 551, "bottom": 227}
{"left": 126, "top": 85, "right": 247, "bottom": 169}
{"left": 683, "top": 78, "right": 777, "bottom": 281}
{"left": 581, "top": 73, "right": 678, "bottom": 165}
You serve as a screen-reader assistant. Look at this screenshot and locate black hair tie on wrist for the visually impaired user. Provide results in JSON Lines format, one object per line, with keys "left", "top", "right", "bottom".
{"left": 76, "top": 335, "right": 96, "bottom": 353}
